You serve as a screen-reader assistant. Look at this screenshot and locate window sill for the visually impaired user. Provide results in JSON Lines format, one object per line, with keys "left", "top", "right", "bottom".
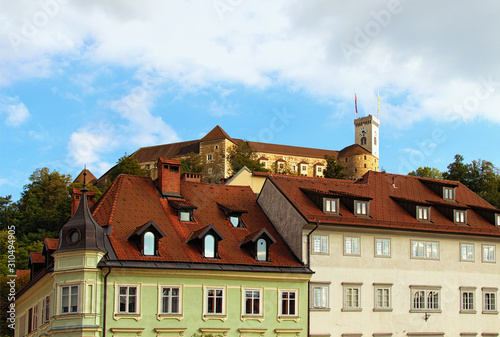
{"left": 410, "top": 309, "right": 442, "bottom": 313}
{"left": 157, "top": 313, "right": 183, "bottom": 321}
{"left": 241, "top": 314, "right": 264, "bottom": 322}
{"left": 202, "top": 313, "right": 227, "bottom": 322}
{"left": 373, "top": 308, "right": 393, "bottom": 312}
{"left": 482, "top": 311, "right": 499, "bottom": 315}
{"left": 113, "top": 313, "right": 142, "bottom": 321}
{"left": 460, "top": 310, "right": 477, "bottom": 314}
{"left": 277, "top": 315, "right": 300, "bottom": 323}
{"left": 341, "top": 308, "right": 362, "bottom": 312}
{"left": 310, "top": 307, "right": 331, "bottom": 312}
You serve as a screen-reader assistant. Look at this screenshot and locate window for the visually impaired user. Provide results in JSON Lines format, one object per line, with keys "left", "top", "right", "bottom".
{"left": 317, "top": 166, "right": 323, "bottom": 173}
{"left": 355, "top": 201, "right": 369, "bottom": 216}
{"left": 207, "top": 154, "right": 213, "bottom": 161}
{"left": 204, "top": 234, "right": 216, "bottom": 258}
{"left": 342, "top": 283, "right": 362, "bottom": 311}
{"left": 411, "top": 240, "right": 439, "bottom": 260}
{"left": 410, "top": 286, "right": 441, "bottom": 312}
{"left": 119, "top": 286, "right": 138, "bottom": 314}
{"left": 301, "top": 165, "right": 307, "bottom": 172}
{"left": 455, "top": 210, "right": 467, "bottom": 224}
{"left": 42, "top": 295, "right": 50, "bottom": 324}
{"left": 496, "top": 214, "right": 500, "bottom": 227}
{"left": 244, "top": 289, "right": 262, "bottom": 316}
{"left": 460, "top": 243, "right": 474, "bottom": 262}
{"left": 311, "top": 284, "right": 329, "bottom": 310}
{"left": 443, "top": 187, "right": 455, "bottom": 201}
{"left": 324, "top": 198, "right": 339, "bottom": 215}
{"left": 344, "top": 236, "right": 361, "bottom": 256}
{"left": 482, "top": 288, "right": 497, "bottom": 313}
{"left": 28, "top": 305, "right": 37, "bottom": 333}
{"left": 179, "top": 210, "right": 193, "bottom": 222}
{"left": 374, "top": 284, "right": 392, "bottom": 311}
{"left": 280, "top": 290, "right": 298, "bottom": 316}
{"left": 417, "top": 206, "right": 430, "bottom": 221}
{"left": 482, "top": 244, "right": 496, "bottom": 263}
{"left": 279, "top": 163, "right": 284, "bottom": 169}
{"left": 361, "top": 137, "right": 367, "bottom": 145}
{"left": 312, "top": 235, "right": 328, "bottom": 254}
{"left": 206, "top": 288, "right": 224, "bottom": 315}
{"left": 256, "top": 238, "right": 267, "bottom": 261}
{"left": 161, "top": 287, "right": 180, "bottom": 314}
{"left": 375, "top": 238, "right": 390, "bottom": 257}
{"left": 143, "top": 231, "right": 155, "bottom": 256}
{"left": 460, "top": 287, "right": 476, "bottom": 313}
{"left": 61, "top": 285, "right": 79, "bottom": 313}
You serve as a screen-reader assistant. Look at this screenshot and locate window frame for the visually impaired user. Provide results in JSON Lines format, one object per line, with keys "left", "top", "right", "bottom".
{"left": 354, "top": 200, "right": 369, "bottom": 217}
{"left": 310, "top": 283, "right": 330, "bottom": 310}
{"left": 118, "top": 285, "right": 139, "bottom": 314}
{"left": 143, "top": 231, "right": 156, "bottom": 256}
{"left": 203, "top": 286, "right": 227, "bottom": 320}
{"left": 241, "top": 287, "right": 264, "bottom": 320}
{"left": 27, "top": 304, "right": 38, "bottom": 333}
{"left": 374, "top": 238, "right": 391, "bottom": 258}
{"left": 160, "top": 285, "right": 182, "bottom": 315}
{"left": 344, "top": 236, "right": 361, "bottom": 256}
{"left": 41, "top": 295, "right": 50, "bottom": 324}
{"left": 416, "top": 206, "right": 431, "bottom": 222}
{"left": 460, "top": 243, "right": 475, "bottom": 262}
{"left": 323, "top": 198, "right": 340, "bottom": 215}
{"left": 410, "top": 286, "right": 441, "bottom": 312}
{"left": 342, "top": 283, "right": 362, "bottom": 312}
{"left": 179, "top": 209, "right": 193, "bottom": 222}
{"left": 113, "top": 283, "right": 141, "bottom": 320}
{"left": 482, "top": 287, "right": 498, "bottom": 314}
{"left": 278, "top": 289, "right": 299, "bottom": 319}
{"left": 373, "top": 283, "right": 392, "bottom": 312}
{"left": 443, "top": 186, "right": 455, "bottom": 201}
{"left": 482, "top": 244, "right": 496, "bottom": 263}
{"left": 60, "top": 284, "right": 80, "bottom": 314}
{"left": 454, "top": 209, "right": 467, "bottom": 225}
{"left": 460, "top": 287, "right": 476, "bottom": 314}
{"left": 411, "top": 240, "right": 440, "bottom": 260}
{"left": 496, "top": 213, "right": 500, "bottom": 227}
{"left": 312, "top": 235, "right": 329, "bottom": 255}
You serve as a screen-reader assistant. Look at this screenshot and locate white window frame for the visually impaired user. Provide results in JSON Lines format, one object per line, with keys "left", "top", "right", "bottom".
{"left": 241, "top": 287, "right": 264, "bottom": 320}
{"left": 342, "top": 283, "right": 362, "bottom": 311}
{"left": 310, "top": 283, "right": 330, "bottom": 310}
{"left": 118, "top": 285, "right": 139, "bottom": 314}
{"left": 203, "top": 286, "right": 226, "bottom": 319}
{"left": 482, "top": 244, "right": 496, "bottom": 263}
{"left": 323, "top": 198, "right": 339, "bottom": 215}
{"left": 443, "top": 186, "right": 455, "bottom": 201}
{"left": 113, "top": 283, "right": 141, "bottom": 320}
{"left": 159, "top": 286, "right": 182, "bottom": 315}
{"left": 460, "top": 243, "right": 474, "bottom": 262}
{"left": 496, "top": 213, "right": 500, "bottom": 227}
{"left": 28, "top": 304, "right": 38, "bottom": 333}
{"left": 354, "top": 200, "right": 369, "bottom": 216}
{"left": 482, "top": 288, "right": 498, "bottom": 314}
{"left": 411, "top": 240, "right": 440, "bottom": 260}
{"left": 179, "top": 210, "right": 193, "bottom": 222}
{"left": 278, "top": 289, "right": 299, "bottom": 319}
{"left": 460, "top": 287, "right": 476, "bottom": 314}
{"left": 374, "top": 238, "right": 391, "bottom": 258}
{"left": 344, "top": 236, "right": 361, "bottom": 256}
{"left": 454, "top": 209, "right": 467, "bottom": 225}
{"left": 41, "top": 295, "right": 50, "bottom": 324}
{"left": 410, "top": 286, "right": 441, "bottom": 312}
{"left": 60, "top": 284, "right": 80, "bottom": 314}
{"left": 373, "top": 283, "right": 392, "bottom": 311}
{"left": 416, "top": 206, "right": 430, "bottom": 221}
{"left": 301, "top": 165, "right": 307, "bottom": 172}
{"left": 312, "top": 235, "right": 329, "bottom": 255}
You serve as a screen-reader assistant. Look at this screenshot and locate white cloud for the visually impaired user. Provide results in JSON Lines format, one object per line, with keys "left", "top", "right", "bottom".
{"left": 0, "top": 96, "right": 30, "bottom": 126}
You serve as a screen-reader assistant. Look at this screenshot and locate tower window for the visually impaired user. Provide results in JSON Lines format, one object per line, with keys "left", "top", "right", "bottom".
{"left": 361, "top": 137, "right": 367, "bottom": 145}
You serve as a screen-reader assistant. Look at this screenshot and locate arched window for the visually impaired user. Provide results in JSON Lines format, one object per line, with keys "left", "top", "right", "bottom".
{"left": 143, "top": 231, "right": 155, "bottom": 256}
{"left": 256, "top": 238, "right": 267, "bottom": 261}
{"left": 204, "top": 235, "right": 215, "bottom": 258}
{"left": 361, "top": 137, "right": 367, "bottom": 145}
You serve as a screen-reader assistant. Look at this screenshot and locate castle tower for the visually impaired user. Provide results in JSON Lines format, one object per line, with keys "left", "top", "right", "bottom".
{"left": 354, "top": 115, "right": 380, "bottom": 158}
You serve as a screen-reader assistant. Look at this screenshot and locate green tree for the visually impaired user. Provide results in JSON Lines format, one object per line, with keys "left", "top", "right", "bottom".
{"left": 408, "top": 167, "right": 443, "bottom": 179}
{"left": 102, "top": 154, "right": 148, "bottom": 189}
{"left": 68, "top": 182, "right": 103, "bottom": 201}
{"left": 180, "top": 152, "right": 205, "bottom": 175}
{"left": 323, "top": 155, "right": 346, "bottom": 179}
{"left": 226, "top": 141, "right": 269, "bottom": 175}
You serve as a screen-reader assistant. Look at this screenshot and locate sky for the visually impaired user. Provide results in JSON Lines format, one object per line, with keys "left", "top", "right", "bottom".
{"left": 1, "top": 0, "right": 500, "bottom": 202}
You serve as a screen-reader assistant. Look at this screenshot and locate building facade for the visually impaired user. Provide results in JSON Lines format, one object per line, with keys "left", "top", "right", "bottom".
{"left": 15, "top": 159, "right": 312, "bottom": 337}
{"left": 257, "top": 171, "right": 500, "bottom": 336}
{"left": 130, "top": 116, "right": 380, "bottom": 183}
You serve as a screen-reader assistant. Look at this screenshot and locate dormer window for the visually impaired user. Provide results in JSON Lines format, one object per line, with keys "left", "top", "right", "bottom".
{"left": 324, "top": 198, "right": 339, "bottom": 215}
{"left": 417, "top": 206, "right": 430, "bottom": 222}
{"left": 496, "top": 214, "right": 500, "bottom": 227}
{"left": 186, "top": 224, "right": 224, "bottom": 259}
{"left": 127, "top": 220, "right": 165, "bottom": 257}
{"left": 256, "top": 238, "right": 267, "bottom": 261}
{"left": 355, "top": 200, "right": 369, "bottom": 216}
{"left": 240, "top": 228, "right": 276, "bottom": 262}
{"left": 454, "top": 210, "right": 467, "bottom": 225}
{"left": 218, "top": 203, "right": 247, "bottom": 228}
{"left": 204, "top": 235, "right": 216, "bottom": 258}
{"left": 169, "top": 200, "right": 197, "bottom": 223}
{"left": 230, "top": 215, "right": 241, "bottom": 227}
{"left": 443, "top": 187, "right": 455, "bottom": 201}
{"left": 179, "top": 210, "right": 193, "bottom": 222}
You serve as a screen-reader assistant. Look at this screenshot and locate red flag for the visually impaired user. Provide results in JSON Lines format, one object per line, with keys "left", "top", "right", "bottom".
{"left": 355, "top": 93, "right": 358, "bottom": 114}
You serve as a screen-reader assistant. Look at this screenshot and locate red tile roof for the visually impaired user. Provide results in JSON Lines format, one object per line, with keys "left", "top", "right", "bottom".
{"left": 200, "top": 125, "right": 234, "bottom": 142}
{"left": 266, "top": 171, "right": 500, "bottom": 237}
{"left": 30, "top": 252, "right": 45, "bottom": 264}
{"left": 44, "top": 238, "right": 59, "bottom": 250}
{"left": 92, "top": 174, "right": 304, "bottom": 268}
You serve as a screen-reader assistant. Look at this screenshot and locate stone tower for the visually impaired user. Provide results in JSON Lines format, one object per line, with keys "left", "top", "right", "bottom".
{"left": 354, "top": 115, "right": 380, "bottom": 159}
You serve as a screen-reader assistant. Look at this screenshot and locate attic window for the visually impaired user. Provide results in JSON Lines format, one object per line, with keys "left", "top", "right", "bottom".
{"left": 230, "top": 215, "right": 242, "bottom": 228}
{"left": 239, "top": 228, "right": 276, "bottom": 262}
{"left": 127, "top": 220, "right": 165, "bottom": 257}
{"left": 324, "top": 198, "right": 339, "bottom": 215}
{"left": 496, "top": 214, "right": 500, "bottom": 227}
{"left": 454, "top": 210, "right": 467, "bottom": 225}
{"left": 179, "top": 210, "right": 193, "bottom": 222}
{"left": 355, "top": 200, "right": 369, "bottom": 217}
{"left": 143, "top": 232, "right": 155, "bottom": 256}
{"left": 256, "top": 238, "right": 267, "bottom": 261}
{"left": 186, "top": 224, "right": 224, "bottom": 260}
{"left": 443, "top": 187, "right": 455, "bottom": 201}
{"left": 204, "top": 235, "right": 216, "bottom": 258}
{"left": 417, "top": 206, "right": 430, "bottom": 222}
{"left": 218, "top": 203, "right": 247, "bottom": 228}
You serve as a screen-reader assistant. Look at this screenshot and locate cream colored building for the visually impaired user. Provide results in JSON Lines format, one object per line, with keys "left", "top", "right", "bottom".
{"left": 130, "top": 116, "right": 380, "bottom": 183}
{"left": 258, "top": 171, "right": 500, "bottom": 336}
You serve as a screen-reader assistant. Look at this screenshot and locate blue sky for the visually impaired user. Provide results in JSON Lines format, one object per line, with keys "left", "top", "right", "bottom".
{"left": 1, "top": 0, "right": 500, "bottom": 201}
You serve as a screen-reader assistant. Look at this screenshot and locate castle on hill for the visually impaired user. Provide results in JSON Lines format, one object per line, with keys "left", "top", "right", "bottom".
{"left": 131, "top": 115, "right": 380, "bottom": 182}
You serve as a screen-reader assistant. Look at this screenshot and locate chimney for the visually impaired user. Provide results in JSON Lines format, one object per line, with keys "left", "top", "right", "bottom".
{"left": 71, "top": 188, "right": 96, "bottom": 217}
{"left": 181, "top": 173, "right": 201, "bottom": 183}
{"left": 157, "top": 158, "right": 182, "bottom": 197}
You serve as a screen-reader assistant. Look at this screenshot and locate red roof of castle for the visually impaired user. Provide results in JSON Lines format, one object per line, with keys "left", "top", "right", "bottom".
{"left": 92, "top": 174, "right": 305, "bottom": 268}
{"left": 265, "top": 171, "right": 500, "bottom": 236}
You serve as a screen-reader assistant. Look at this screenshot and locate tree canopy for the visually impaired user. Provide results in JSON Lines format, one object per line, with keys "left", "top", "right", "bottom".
{"left": 226, "top": 141, "right": 269, "bottom": 175}
{"left": 408, "top": 167, "right": 443, "bottom": 180}
{"left": 180, "top": 152, "right": 205, "bottom": 175}
{"left": 323, "top": 155, "right": 347, "bottom": 179}
{"left": 103, "top": 154, "right": 148, "bottom": 188}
